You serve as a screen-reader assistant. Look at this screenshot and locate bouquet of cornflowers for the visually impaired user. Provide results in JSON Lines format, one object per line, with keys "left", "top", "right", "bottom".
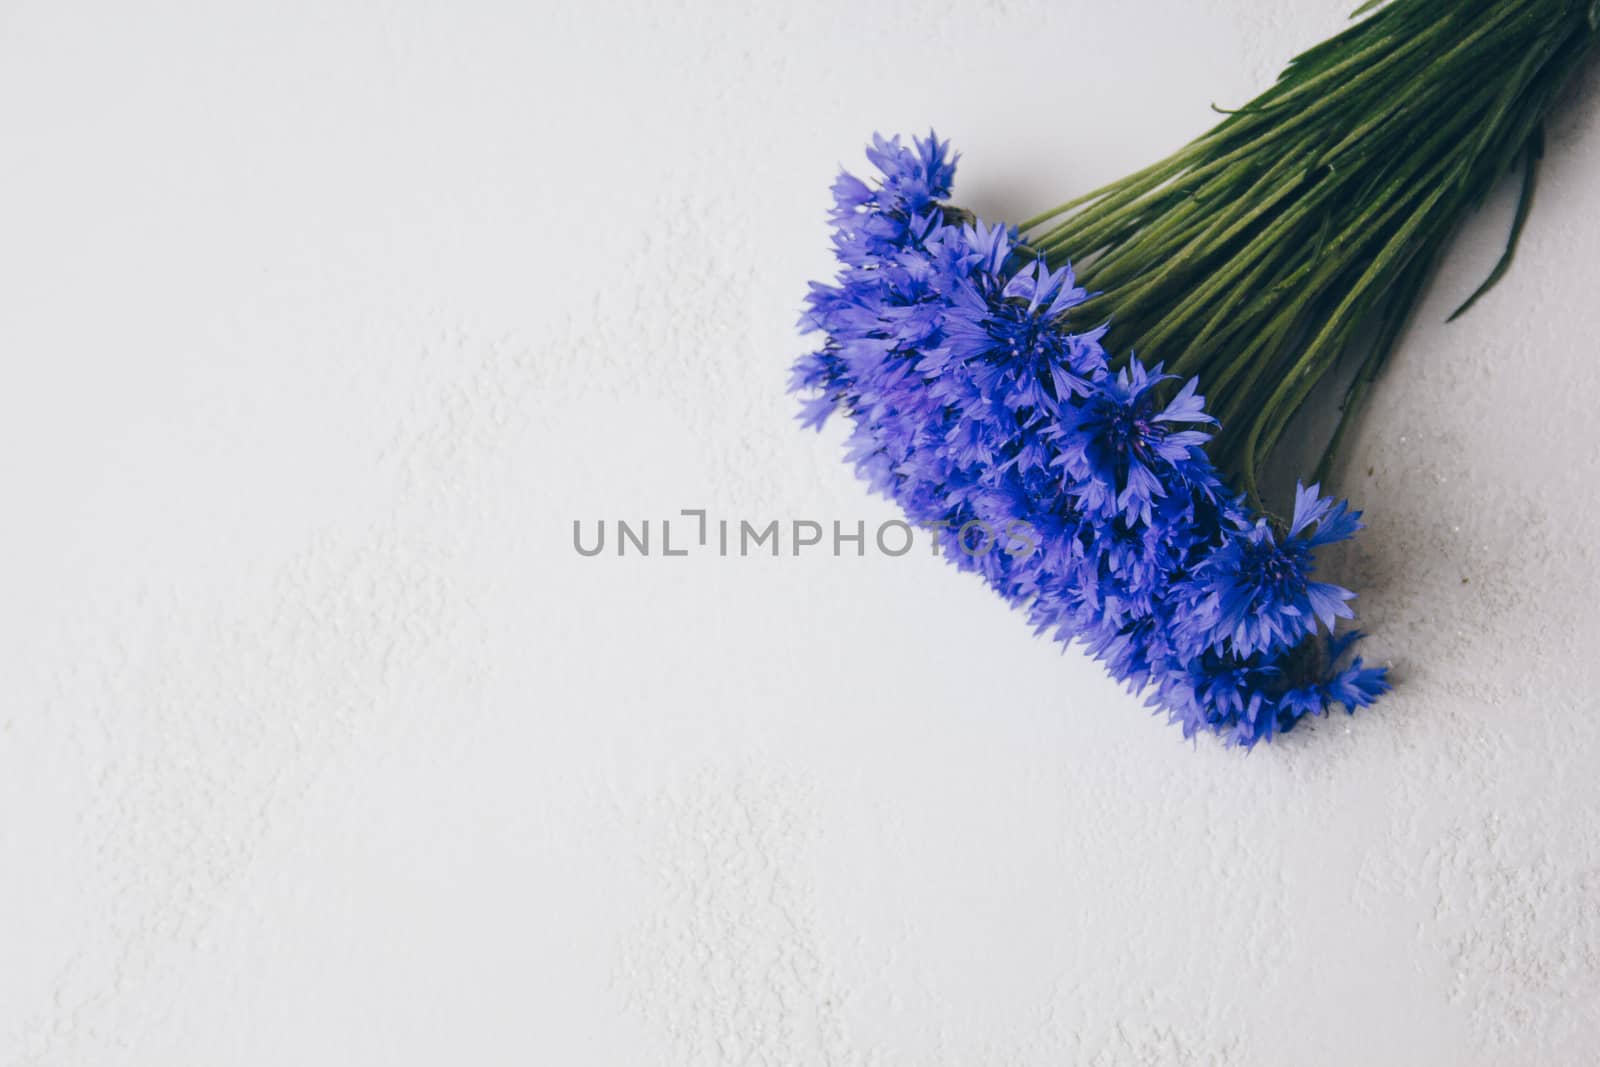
{"left": 790, "top": 0, "right": 1597, "bottom": 746}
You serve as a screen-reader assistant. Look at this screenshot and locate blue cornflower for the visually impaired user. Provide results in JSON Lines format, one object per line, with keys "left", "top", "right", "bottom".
{"left": 934, "top": 250, "right": 1105, "bottom": 418}
{"left": 829, "top": 133, "right": 958, "bottom": 267}
{"left": 1174, "top": 482, "right": 1362, "bottom": 659}
{"left": 1155, "top": 631, "right": 1389, "bottom": 747}
{"left": 1050, "top": 362, "right": 1215, "bottom": 526}
{"left": 863, "top": 131, "right": 957, "bottom": 217}
{"left": 1309, "top": 630, "right": 1390, "bottom": 715}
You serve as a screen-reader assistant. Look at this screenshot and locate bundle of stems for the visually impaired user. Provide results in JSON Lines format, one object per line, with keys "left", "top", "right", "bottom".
{"left": 1020, "top": 0, "right": 1598, "bottom": 507}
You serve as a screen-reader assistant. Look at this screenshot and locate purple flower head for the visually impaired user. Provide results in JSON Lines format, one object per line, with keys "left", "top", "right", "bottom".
{"left": 1310, "top": 630, "right": 1390, "bottom": 714}
{"left": 1051, "top": 361, "right": 1215, "bottom": 526}
{"left": 1175, "top": 482, "right": 1362, "bottom": 658}
{"left": 828, "top": 132, "right": 958, "bottom": 267}
{"left": 862, "top": 131, "right": 957, "bottom": 216}
{"left": 1154, "top": 630, "right": 1389, "bottom": 747}
{"left": 935, "top": 252, "right": 1106, "bottom": 418}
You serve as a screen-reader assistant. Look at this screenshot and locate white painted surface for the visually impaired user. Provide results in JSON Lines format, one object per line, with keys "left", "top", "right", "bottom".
{"left": 3, "top": 1, "right": 1599, "bottom": 1063}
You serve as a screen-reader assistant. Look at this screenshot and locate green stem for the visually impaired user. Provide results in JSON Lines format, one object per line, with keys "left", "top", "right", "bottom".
{"left": 1015, "top": 0, "right": 1598, "bottom": 511}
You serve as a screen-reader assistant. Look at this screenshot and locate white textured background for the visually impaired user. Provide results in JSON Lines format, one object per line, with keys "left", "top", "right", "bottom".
{"left": 3, "top": 1, "right": 1599, "bottom": 1063}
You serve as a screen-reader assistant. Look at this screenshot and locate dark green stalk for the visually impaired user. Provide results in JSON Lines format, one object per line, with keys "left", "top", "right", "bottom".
{"left": 1023, "top": 0, "right": 1599, "bottom": 509}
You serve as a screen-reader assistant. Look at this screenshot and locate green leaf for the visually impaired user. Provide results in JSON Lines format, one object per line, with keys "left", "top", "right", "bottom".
{"left": 1447, "top": 127, "right": 1543, "bottom": 322}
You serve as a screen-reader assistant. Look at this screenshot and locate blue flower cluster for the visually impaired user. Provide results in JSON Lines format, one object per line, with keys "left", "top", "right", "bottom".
{"left": 792, "top": 133, "right": 1388, "bottom": 746}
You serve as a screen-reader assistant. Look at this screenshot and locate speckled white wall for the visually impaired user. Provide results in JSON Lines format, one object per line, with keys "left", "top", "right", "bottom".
{"left": 3, "top": 1, "right": 1599, "bottom": 1063}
